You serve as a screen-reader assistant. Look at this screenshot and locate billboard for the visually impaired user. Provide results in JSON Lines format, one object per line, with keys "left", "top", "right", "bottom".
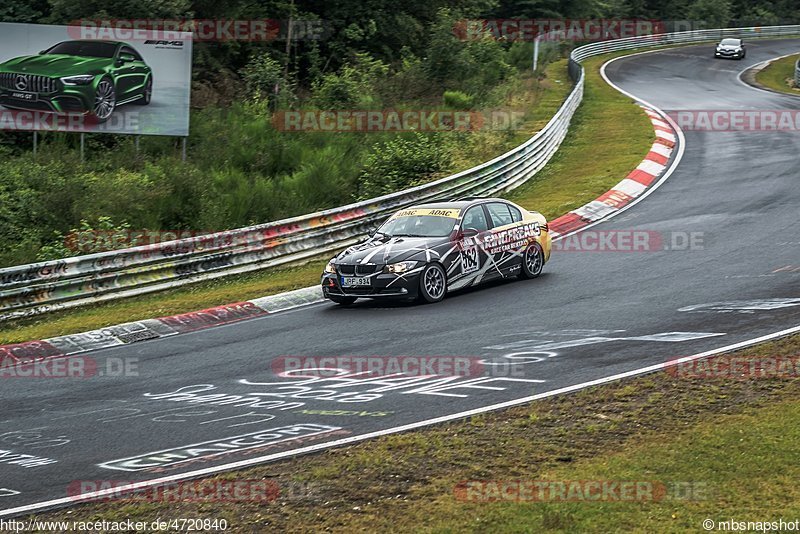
{"left": 0, "top": 22, "right": 192, "bottom": 136}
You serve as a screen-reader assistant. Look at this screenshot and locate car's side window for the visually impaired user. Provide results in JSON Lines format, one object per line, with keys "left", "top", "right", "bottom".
{"left": 121, "top": 47, "right": 143, "bottom": 61}
{"left": 507, "top": 204, "right": 523, "bottom": 223}
{"left": 486, "top": 202, "right": 514, "bottom": 227}
{"left": 462, "top": 205, "right": 489, "bottom": 232}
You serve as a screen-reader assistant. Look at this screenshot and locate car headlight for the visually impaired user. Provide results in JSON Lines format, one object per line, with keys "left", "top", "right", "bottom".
{"left": 60, "top": 75, "right": 95, "bottom": 86}
{"left": 324, "top": 261, "right": 337, "bottom": 274}
{"left": 385, "top": 261, "right": 418, "bottom": 274}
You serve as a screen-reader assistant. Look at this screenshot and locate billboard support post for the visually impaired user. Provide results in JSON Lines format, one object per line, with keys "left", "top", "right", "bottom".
{"left": 33, "top": 132, "right": 38, "bottom": 157}
{"left": 80, "top": 133, "right": 85, "bottom": 163}
{"left": 181, "top": 137, "right": 187, "bottom": 162}
{"left": 135, "top": 136, "right": 140, "bottom": 155}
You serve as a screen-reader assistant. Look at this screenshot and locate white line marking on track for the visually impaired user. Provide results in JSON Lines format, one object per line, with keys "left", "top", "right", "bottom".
{"left": 4, "top": 324, "right": 799, "bottom": 518}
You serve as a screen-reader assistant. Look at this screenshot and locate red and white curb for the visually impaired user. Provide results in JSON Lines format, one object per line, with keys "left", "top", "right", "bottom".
{"left": 0, "top": 106, "right": 677, "bottom": 366}
{"left": 0, "top": 287, "right": 324, "bottom": 365}
{"left": 548, "top": 105, "right": 676, "bottom": 237}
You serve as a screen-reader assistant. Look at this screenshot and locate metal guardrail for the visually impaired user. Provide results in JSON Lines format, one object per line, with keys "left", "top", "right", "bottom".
{"left": 2, "top": 25, "right": 800, "bottom": 321}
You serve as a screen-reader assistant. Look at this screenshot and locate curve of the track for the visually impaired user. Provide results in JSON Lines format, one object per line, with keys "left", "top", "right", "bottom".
{"left": 3, "top": 39, "right": 800, "bottom": 516}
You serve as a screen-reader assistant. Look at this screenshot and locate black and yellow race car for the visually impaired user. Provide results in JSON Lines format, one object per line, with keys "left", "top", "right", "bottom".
{"left": 321, "top": 197, "right": 551, "bottom": 305}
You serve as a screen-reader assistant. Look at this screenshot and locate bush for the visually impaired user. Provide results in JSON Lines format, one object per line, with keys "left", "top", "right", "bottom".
{"left": 240, "top": 53, "right": 295, "bottom": 108}
{"left": 311, "top": 53, "right": 388, "bottom": 109}
{"left": 37, "top": 216, "right": 132, "bottom": 260}
{"left": 358, "top": 134, "right": 452, "bottom": 199}
{"left": 443, "top": 90, "right": 474, "bottom": 110}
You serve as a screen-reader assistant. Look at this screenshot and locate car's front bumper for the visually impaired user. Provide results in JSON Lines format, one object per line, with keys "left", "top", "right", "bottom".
{"left": 321, "top": 270, "right": 421, "bottom": 300}
{"left": 0, "top": 82, "right": 94, "bottom": 114}
{"left": 715, "top": 50, "right": 743, "bottom": 58}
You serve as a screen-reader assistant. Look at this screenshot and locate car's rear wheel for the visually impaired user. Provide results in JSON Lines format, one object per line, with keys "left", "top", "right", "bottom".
{"left": 92, "top": 77, "right": 116, "bottom": 122}
{"left": 135, "top": 76, "right": 152, "bottom": 105}
{"left": 519, "top": 242, "right": 544, "bottom": 279}
{"left": 419, "top": 263, "right": 447, "bottom": 303}
{"left": 328, "top": 295, "right": 357, "bottom": 306}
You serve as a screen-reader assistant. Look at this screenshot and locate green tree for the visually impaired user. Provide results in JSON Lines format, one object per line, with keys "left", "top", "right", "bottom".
{"left": 686, "top": 0, "right": 733, "bottom": 27}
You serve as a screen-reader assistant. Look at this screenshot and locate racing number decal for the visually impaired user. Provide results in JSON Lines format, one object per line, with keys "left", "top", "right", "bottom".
{"left": 461, "top": 246, "right": 479, "bottom": 274}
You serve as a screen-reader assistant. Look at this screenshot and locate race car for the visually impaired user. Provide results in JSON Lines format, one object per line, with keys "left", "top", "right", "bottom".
{"left": 321, "top": 197, "right": 551, "bottom": 305}
{"left": 714, "top": 38, "right": 746, "bottom": 59}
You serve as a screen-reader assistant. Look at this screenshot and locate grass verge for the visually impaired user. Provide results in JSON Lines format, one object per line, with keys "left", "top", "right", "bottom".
{"left": 0, "top": 53, "right": 651, "bottom": 344}
{"left": 754, "top": 54, "right": 800, "bottom": 95}
{"left": 508, "top": 52, "right": 654, "bottom": 220}
{"left": 31, "top": 334, "right": 800, "bottom": 531}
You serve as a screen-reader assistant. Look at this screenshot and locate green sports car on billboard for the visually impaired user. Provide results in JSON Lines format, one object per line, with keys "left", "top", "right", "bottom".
{"left": 0, "top": 40, "right": 152, "bottom": 122}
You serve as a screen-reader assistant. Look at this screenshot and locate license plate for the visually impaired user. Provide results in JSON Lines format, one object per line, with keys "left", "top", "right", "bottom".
{"left": 341, "top": 276, "right": 370, "bottom": 287}
{"left": 10, "top": 91, "right": 37, "bottom": 102}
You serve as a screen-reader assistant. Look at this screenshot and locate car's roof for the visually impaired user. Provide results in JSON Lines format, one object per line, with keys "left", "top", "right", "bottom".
{"left": 62, "top": 40, "right": 125, "bottom": 45}
{"left": 408, "top": 198, "right": 514, "bottom": 212}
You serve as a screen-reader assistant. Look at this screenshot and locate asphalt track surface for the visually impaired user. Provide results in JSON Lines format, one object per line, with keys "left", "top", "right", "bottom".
{"left": 2, "top": 39, "right": 800, "bottom": 516}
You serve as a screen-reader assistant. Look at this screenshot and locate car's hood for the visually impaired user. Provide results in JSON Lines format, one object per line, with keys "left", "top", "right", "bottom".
{"left": 717, "top": 45, "right": 741, "bottom": 51}
{"left": 0, "top": 55, "right": 111, "bottom": 76}
{"left": 335, "top": 235, "right": 451, "bottom": 265}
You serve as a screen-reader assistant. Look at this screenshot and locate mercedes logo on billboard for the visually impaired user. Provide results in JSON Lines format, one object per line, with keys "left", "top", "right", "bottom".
{"left": 14, "top": 74, "right": 28, "bottom": 91}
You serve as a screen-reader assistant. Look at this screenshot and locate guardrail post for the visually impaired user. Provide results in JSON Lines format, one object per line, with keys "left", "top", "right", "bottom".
{"left": 795, "top": 58, "right": 800, "bottom": 88}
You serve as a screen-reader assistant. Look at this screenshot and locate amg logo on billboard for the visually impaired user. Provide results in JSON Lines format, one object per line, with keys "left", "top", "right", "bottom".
{"left": 144, "top": 40, "right": 184, "bottom": 48}
{"left": 98, "top": 424, "right": 341, "bottom": 471}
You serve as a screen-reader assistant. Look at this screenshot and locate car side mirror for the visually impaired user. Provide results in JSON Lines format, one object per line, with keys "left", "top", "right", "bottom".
{"left": 118, "top": 54, "right": 135, "bottom": 65}
{"left": 39, "top": 50, "right": 47, "bottom": 55}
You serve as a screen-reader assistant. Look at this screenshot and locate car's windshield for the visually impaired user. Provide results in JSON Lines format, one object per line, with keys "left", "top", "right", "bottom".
{"left": 44, "top": 41, "right": 117, "bottom": 58}
{"left": 720, "top": 39, "right": 740, "bottom": 46}
{"left": 377, "top": 214, "right": 456, "bottom": 238}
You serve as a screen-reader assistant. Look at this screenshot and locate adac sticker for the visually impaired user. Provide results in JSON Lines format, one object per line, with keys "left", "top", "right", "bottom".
{"left": 390, "top": 208, "right": 460, "bottom": 219}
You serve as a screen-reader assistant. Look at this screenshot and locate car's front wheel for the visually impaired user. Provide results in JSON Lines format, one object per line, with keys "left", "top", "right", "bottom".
{"left": 418, "top": 263, "right": 447, "bottom": 303}
{"left": 328, "top": 295, "right": 357, "bottom": 306}
{"left": 519, "top": 242, "right": 544, "bottom": 279}
{"left": 92, "top": 77, "right": 116, "bottom": 122}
